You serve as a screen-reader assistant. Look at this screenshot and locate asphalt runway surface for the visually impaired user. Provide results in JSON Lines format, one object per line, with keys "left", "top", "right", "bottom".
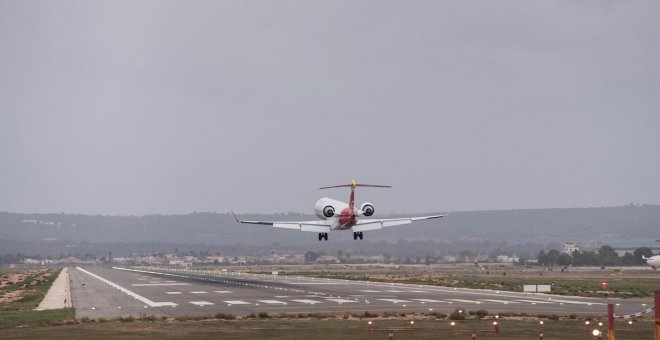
{"left": 69, "top": 266, "right": 652, "bottom": 319}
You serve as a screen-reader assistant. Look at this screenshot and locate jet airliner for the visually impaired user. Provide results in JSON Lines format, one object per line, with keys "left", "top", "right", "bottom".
{"left": 232, "top": 180, "right": 444, "bottom": 241}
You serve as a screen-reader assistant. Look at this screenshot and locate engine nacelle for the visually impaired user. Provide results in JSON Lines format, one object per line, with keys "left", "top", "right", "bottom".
{"left": 361, "top": 202, "right": 375, "bottom": 217}
{"left": 314, "top": 198, "right": 347, "bottom": 219}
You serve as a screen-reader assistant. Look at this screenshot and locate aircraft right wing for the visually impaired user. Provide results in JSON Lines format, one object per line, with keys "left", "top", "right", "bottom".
{"left": 231, "top": 211, "right": 331, "bottom": 233}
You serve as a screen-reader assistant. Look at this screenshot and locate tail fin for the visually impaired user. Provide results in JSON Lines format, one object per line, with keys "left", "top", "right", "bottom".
{"left": 320, "top": 180, "right": 391, "bottom": 190}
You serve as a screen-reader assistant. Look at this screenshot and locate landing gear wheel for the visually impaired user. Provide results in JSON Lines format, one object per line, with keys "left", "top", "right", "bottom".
{"left": 359, "top": 232, "right": 363, "bottom": 240}
{"left": 353, "top": 232, "right": 358, "bottom": 240}
{"left": 323, "top": 232, "right": 328, "bottom": 241}
{"left": 318, "top": 233, "right": 323, "bottom": 241}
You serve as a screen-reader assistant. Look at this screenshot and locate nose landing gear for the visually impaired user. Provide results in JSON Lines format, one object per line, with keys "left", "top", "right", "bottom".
{"left": 353, "top": 232, "right": 363, "bottom": 240}
{"left": 318, "top": 232, "right": 328, "bottom": 241}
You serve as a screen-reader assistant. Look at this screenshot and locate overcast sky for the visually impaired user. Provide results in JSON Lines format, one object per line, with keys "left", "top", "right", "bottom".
{"left": 1, "top": 1, "right": 659, "bottom": 215}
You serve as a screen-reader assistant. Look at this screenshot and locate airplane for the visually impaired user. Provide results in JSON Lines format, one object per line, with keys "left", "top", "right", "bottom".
{"left": 232, "top": 180, "right": 445, "bottom": 241}
{"left": 642, "top": 254, "right": 660, "bottom": 270}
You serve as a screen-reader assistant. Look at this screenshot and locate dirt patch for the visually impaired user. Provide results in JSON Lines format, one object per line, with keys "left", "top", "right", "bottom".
{"left": 0, "top": 290, "right": 25, "bottom": 304}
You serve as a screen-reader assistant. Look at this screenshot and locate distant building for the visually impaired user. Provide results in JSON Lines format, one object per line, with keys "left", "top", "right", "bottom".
{"left": 496, "top": 255, "right": 519, "bottom": 263}
{"left": 562, "top": 242, "right": 579, "bottom": 255}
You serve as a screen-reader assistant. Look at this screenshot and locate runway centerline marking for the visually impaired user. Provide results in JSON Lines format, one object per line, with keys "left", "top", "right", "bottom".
{"left": 190, "top": 301, "right": 214, "bottom": 306}
{"left": 190, "top": 291, "right": 208, "bottom": 294}
{"left": 214, "top": 291, "right": 232, "bottom": 294}
{"left": 166, "top": 292, "right": 182, "bottom": 295}
{"left": 76, "top": 267, "right": 175, "bottom": 307}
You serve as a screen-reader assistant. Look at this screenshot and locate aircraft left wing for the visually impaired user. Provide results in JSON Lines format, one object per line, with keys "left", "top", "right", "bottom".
{"left": 231, "top": 211, "right": 331, "bottom": 233}
{"left": 352, "top": 214, "right": 445, "bottom": 232}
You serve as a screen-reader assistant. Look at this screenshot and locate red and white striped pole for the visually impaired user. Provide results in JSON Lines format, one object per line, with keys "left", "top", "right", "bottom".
{"left": 608, "top": 304, "right": 615, "bottom": 340}
{"left": 655, "top": 291, "right": 659, "bottom": 340}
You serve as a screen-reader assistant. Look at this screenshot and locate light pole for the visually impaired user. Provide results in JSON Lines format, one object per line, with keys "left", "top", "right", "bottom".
{"left": 539, "top": 321, "right": 544, "bottom": 340}
{"left": 493, "top": 321, "right": 499, "bottom": 335}
{"left": 585, "top": 321, "right": 590, "bottom": 335}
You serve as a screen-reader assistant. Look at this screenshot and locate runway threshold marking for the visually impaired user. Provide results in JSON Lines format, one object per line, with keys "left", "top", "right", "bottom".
{"left": 75, "top": 267, "right": 176, "bottom": 307}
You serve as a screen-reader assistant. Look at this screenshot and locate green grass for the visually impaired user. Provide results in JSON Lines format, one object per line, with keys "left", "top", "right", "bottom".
{"left": 0, "top": 308, "right": 75, "bottom": 329}
{"left": 0, "top": 268, "right": 75, "bottom": 329}
{"left": 0, "top": 317, "right": 654, "bottom": 339}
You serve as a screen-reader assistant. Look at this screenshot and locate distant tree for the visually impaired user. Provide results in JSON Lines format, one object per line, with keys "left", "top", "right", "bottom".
{"left": 557, "top": 253, "right": 572, "bottom": 267}
{"left": 633, "top": 247, "right": 654, "bottom": 265}
{"left": 598, "top": 245, "right": 617, "bottom": 257}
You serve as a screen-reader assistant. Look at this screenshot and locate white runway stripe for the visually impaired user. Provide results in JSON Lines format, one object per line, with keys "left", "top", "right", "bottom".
{"left": 190, "top": 301, "right": 214, "bottom": 306}
{"left": 214, "top": 291, "right": 232, "bottom": 294}
{"left": 480, "top": 299, "right": 519, "bottom": 304}
{"left": 223, "top": 300, "right": 250, "bottom": 305}
{"left": 165, "top": 292, "right": 182, "bottom": 295}
{"left": 378, "top": 299, "right": 410, "bottom": 303}
{"left": 292, "top": 299, "right": 323, "bottom": 304}
{"left": 325, "top": 298, "right": 357, "bottom": 303}
{"left": 515, "top": 299, "right": 554, "bottom": 304}
{"left": 412, "top": 299, "right": 445, "bottom": 303}
{"left": 359, "top": 290, "right": 380, "bottom": 293}
{"left": 258, "top": 300, "right": 287, "bottom": 304}
{"left": 190, "top": 291, "right": 208, "bottom": 294}
{"left": 449, "top": 299, "right": 480, "bottom": 304}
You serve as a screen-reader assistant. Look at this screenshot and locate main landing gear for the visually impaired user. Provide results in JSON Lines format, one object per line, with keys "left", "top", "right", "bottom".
{"left": 318, "top": 232, "right": 328, "bottom": 241}
{"left": 353, "top": 232, "right": 363, "bottom": 240}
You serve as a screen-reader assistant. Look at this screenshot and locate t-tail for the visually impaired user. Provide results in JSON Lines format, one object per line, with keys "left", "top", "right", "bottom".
{"left": 319, "top": 180, "right": 391, "bottom": 217}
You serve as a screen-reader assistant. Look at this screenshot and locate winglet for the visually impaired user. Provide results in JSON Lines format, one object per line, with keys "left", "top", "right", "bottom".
{"left": 230, "top": 210, "right": 241, "bottom": 223}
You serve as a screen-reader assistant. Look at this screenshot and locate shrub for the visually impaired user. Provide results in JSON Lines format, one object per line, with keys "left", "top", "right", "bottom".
{"left": 258, "top": 312, "right": 270, "bottom": 319}
{"left": 449, "top": 309, "right": 466, "bottom": 320}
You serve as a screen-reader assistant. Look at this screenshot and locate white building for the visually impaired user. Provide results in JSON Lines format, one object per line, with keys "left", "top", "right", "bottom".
{"left": 562, "top": 242, "right": 579, "bottom": 255}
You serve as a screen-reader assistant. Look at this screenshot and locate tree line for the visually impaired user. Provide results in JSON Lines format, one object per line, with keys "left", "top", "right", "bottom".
{"left": 535, "top": 246, "right": 654, "bottom": 267}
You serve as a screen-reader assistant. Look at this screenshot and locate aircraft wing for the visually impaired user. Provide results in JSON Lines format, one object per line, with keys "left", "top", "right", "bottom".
{"left": 352, "top": 214, "right": 445, "bottom": 232}
{"left": 231, "top": 211, "right": 331, "bottom": 233}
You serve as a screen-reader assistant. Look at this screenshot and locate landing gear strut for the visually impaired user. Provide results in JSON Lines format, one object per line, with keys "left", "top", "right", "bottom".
{"left": 318, "top": 232, "right": 328, "bottom": 241}
{"left": 353, "top": 232, "right": 363, "bottom": 240}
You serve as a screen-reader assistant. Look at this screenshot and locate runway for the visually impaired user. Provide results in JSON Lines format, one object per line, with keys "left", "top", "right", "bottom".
{"left": 69, "top": 266, "right": 652, "bottom": 319}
